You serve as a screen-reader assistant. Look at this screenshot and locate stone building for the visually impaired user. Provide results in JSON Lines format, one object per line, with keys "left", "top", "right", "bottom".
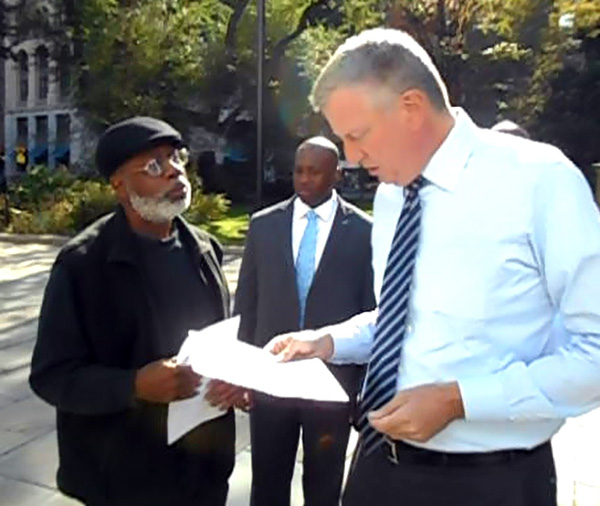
{"left": 3, "top": 28, "right": 81, "bottom": 176}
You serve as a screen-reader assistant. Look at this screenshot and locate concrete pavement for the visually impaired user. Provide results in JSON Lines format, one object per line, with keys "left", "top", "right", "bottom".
{"left": 0, "top": 239, "right": 311, "bottom": 506}
{"left": 0, "top": 238, "right": 599, "bottom": 505}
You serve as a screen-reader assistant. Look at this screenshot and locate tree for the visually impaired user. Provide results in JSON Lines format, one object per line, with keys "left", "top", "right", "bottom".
{"left": 0, "top": 1, "right": 78, "bottom": 88}
{"left": 67, "top": 0, "right": 385, "bottom": 201}
{"left": 59, "top": 0, "right": 599, "bottom": 196}
{"left": 532, "top": 5, "right": 600, "bottom": 174}
{"left": 380, "top": 0, "right": 600, "bottom": 177}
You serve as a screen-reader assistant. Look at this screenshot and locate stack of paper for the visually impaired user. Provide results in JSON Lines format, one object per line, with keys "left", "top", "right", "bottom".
{"left": 168, "top": 316, "right": 348, "bottom": 444}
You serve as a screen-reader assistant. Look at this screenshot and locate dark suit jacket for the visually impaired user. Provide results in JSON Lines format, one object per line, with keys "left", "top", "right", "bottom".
{"left": 235, "top": 195, "right": 376, "bottom": 399}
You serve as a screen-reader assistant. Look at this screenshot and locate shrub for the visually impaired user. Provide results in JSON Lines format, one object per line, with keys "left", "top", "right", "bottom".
{"left": 9, "top": 201, "right": 74, "bottom": 235}
{"left": 0, "top": 195, "right": 9, "bottom": 231}
{"left": 10, "top": 165, "right": 75, "bottom": 210}
{"left": 68, "top": 180, "right": 118, "bottom": 231}
{"left": 6, "top": 168, "right": 229, "bottom": 235}
{"left": 8, "top": 181, "right": 117, "bottom": 235}
{"left": 184, "top": 175, "right": 230, "bottom": 225}
{"left": 6, "top": 167, "right": 116, "bottom": 234}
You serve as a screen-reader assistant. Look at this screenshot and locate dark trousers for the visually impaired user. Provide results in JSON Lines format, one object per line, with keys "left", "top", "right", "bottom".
{"left": 343, "top": 439, "right": 557, "bottom": 506}
{"left": 80, "top": 410, "right": 235, "bottom": 506}
{"left": 250, "top": 393, "right": 352, "bottom": 506}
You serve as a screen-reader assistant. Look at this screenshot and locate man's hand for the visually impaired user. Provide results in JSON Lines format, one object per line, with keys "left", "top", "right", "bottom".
{"left": 135, "top": 357, "right": 201, "bottom": 403}
{"left": 368, "top": 382, "right": 465, "bottom": 443}
{"left": 204, "top": 380, "right": 249, "bottom": 411}
{"left": 265, "top": 332, "right": 334, "bottom": 362}
{"left": 234, "top": 390, "right": 254, "bottom": 412}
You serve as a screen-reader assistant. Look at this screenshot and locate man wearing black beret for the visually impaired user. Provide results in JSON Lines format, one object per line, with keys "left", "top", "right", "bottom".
{"left": 30, "top": 116, "right": 241, "bottom": 506}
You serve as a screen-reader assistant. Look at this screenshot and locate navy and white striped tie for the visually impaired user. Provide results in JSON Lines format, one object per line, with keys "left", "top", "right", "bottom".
{"left": 358, "top": 176, "right": 424, "bottom": 455}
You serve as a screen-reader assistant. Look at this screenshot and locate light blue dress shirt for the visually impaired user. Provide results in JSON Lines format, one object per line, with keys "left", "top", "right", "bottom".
{"left": 325, "top": 108, "right": 600, "bottom": 452}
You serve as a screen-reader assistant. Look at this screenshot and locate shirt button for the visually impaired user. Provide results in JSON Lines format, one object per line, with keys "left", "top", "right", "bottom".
{"left": 406, "top": 324, "right": 413, "bottom": 333}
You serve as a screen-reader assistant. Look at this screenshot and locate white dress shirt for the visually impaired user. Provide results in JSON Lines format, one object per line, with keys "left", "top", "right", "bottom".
{"left": 292, "top": 191, "right": 338, "bottom": 271}
{"left": 325, "top": 108, "right": 600, "bottom": 452}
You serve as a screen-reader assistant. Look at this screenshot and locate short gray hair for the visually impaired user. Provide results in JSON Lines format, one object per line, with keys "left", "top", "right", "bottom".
{"left": 310, "top": 28, "right": 450, "bottom": 112}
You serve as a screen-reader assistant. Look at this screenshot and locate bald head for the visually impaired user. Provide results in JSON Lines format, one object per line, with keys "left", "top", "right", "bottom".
{"left": 294, "top": 136, "right": 340, "bottom": 208}
{"left": 298, "top": 136, "right": 340, "bottom": 159}
{"left": 491, "top": 120, "right": 530, "bottom": 139}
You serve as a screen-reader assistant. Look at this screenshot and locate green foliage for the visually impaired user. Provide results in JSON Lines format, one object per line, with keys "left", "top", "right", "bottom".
{"left": 292, "top": 25, "right": 347, "bottom": 84}
{"left": 533, "top": 35, "right": 600, "bottom": 172}
{"left": 68, "top": 180, "right": 119, "bottom": 231}
{"left": 184, "top": 175, "right": 230, "bottom": 225}
{"left": 7, "top": 167, "right": 117, "bottom": 234}
{"left": 10, "top": 166, "right": 76, "bottom": 210}
{"left": 9, "top": 203, "right": 75, "bottom": 235}
{"left": 78, "top": 0, "right": 230, "bottom": 125}
{"left": 72, "top": 0, "right": 390, "bottom": 136}
{"left": 62, "top": 0, "right": 599, "bottom": 192}
{"left": 557, "top": 0, "right": 600, "bottom": 37}
{"left": 481, "top": 41, "right": 532, "bottom": 61}
{"left": 201, "top": 204, "right": 249, "bottom": 246}
{"left": 5, "top": 168, "right": 231, "bottom": 235}
{"left": 383, "top": 0, "right": 599, "bottom": 139}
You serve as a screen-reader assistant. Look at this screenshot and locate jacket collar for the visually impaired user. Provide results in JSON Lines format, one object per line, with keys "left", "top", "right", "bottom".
{"left": 107, "top": 206, "right": 211, "bottom": 265}
{"left": 293, "top": 190, "right": 338, "bottom": 222}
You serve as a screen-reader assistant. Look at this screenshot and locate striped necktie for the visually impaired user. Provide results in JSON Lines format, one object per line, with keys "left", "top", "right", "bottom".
{"left": 296, "top": 209, "right": 318, "bottom": 328}
{"left": 358, "top": 176, "right": 424, "bottom": 454}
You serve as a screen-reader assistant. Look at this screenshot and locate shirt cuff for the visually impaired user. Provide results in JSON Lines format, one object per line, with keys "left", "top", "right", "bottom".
{"left": 326, "top": 324, "right": 370, "bottom": 364}
{"left": 458, "top": 375, "right": 508, "bottom": 421}
{"left": 331, "top": 337, "right": 359, "bottom": 363}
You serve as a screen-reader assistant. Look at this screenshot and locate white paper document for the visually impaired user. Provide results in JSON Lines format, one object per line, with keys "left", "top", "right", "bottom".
{"left": 168, "top": 316, "right": 349, "bottom": 443}
{"left": 167, "top": 380, "right": 227, "bottom": 445}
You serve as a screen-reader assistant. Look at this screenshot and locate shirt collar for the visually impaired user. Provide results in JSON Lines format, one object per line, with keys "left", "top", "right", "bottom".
{"left": 294, "top": 190, "right": 338, "bottom": 222}
{"left": 421, "top": 108, "right": 479, "bottom": 193}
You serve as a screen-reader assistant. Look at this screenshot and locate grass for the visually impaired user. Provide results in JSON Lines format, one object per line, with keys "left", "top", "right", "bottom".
{"left": 201, "top": 197, "right": 374, "bottom": 246}
{"left": 354, "top": 199, "right": 373, "bottom": 215}
{"left": 202, "top": 204, "right": 251, "bottom": 246}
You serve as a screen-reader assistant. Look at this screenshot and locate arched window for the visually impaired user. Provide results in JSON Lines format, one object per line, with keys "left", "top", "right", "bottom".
{"left": 35, "top": 46, "right": 49, "bottom": 102}
{"left": 58, "top": 45, "right": 71, "bottom": 99}
{"left": 17, "top": 50, "right": 29, "bottom": 104}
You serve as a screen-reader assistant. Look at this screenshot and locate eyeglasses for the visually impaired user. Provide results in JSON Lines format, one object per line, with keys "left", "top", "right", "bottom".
{"left": 137, "top": 147, "right": 189, "bottom": 178}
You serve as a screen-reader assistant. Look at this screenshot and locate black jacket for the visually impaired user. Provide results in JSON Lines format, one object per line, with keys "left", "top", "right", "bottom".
{"left": 234, "top": 196, "right": 375, "bottom": 400}
{"left": 29, "top": 207, "right": 234, "bottom": 506}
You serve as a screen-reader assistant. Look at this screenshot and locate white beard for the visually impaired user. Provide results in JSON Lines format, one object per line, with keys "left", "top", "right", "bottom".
{"left": 127, "top": 181, "right": 191, "bottom": 223}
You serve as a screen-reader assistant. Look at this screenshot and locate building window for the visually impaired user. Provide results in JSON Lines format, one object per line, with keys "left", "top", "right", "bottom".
{"left": 34, "top": 115, "right": 49, "bottom": 166}
{"left": 16, "top": 118, "right": 29, "bottom": 172}
{"left": 17, "top": 117, "right": 28, "bottom": 145}
{"left": 35, "top": 46, "right": 50, "bottom": 102}
{"left": 55, "top": 114, "right": 71, "bottom": 167}
{"left": 58, "top": 45, "right": 71, "bottom": 99}
{"left": 17, "top": 51, "right": 29, "bottom": 104}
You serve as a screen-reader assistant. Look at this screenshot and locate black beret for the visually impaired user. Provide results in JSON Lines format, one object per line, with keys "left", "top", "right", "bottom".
{"left": 95, "top": 116, "right": 183, "bottom": 179}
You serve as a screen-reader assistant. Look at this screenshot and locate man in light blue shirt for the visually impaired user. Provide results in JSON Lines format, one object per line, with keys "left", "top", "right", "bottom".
{"left": 268, "top": 28, "right": 600, "bottom": 506}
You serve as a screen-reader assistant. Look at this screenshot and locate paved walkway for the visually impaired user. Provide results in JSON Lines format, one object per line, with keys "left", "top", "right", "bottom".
{"left": 0, "top": 238, "right": 598, "bottom": 505}
{"left": 0, "top": 240, "right": 312, "bottom": 506}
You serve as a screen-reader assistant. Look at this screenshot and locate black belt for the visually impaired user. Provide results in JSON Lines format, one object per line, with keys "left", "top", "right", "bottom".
{"left": 382, "top": 437, "right": 550, "bottom": 467}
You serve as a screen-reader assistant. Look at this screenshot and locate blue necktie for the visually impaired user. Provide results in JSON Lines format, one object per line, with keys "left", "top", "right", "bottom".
{"left": 296, "top": 209, "right": 318, "bottom": 328}
{"left": 358, "top": 177, "right": 424, "bottom": 454}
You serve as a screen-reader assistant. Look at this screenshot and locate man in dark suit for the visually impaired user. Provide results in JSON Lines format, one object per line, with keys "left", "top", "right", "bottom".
{"left": 30, "top": 117, "right": 240, "bottom": 506}
{"left": 235, "top": 136, "right": 376, "bottom": 506}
